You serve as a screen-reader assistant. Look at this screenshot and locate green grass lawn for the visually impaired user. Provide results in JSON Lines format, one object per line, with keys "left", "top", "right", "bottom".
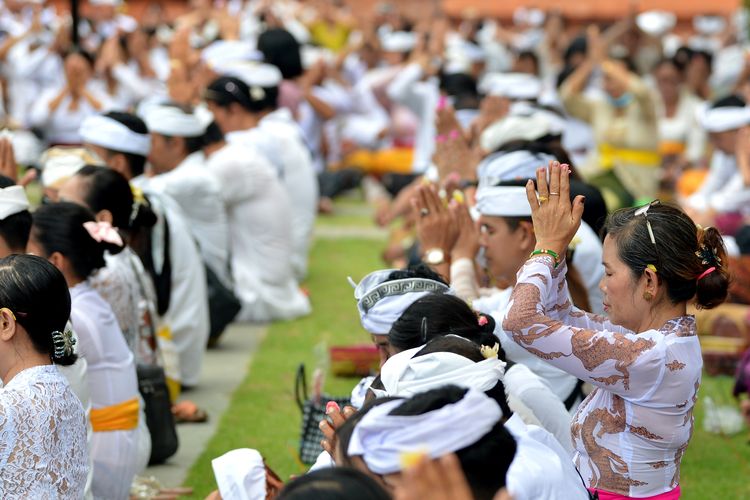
{"left": 184, "top": 235, "right": 383, "bottom": 497}
{"left": 184, "top": 203, "right": 749, "bottom": 499}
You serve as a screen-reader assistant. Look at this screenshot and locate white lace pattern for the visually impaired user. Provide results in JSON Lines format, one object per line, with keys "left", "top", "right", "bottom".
{"left": 0, "top": 364, "right": 88, "bottom": 498}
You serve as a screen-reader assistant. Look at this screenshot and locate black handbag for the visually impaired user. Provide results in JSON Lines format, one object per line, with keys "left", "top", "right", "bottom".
{"left": 137, "top": 363, "right": 179, "bottom": 464}
{"left": 295, "top": 364, "right": 350, "bottom": 464}
{"left": 205, "top": 264, "right": 242, "bottom": 343}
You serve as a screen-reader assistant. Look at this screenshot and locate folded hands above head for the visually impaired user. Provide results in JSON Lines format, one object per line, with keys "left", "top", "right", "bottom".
{"left": 525, "top": 161, "right": 586, "bottom": 263}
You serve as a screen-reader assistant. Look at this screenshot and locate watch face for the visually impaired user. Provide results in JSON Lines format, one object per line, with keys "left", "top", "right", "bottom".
{"left": 426, "top": 249, "right": 444, "bottom": 265}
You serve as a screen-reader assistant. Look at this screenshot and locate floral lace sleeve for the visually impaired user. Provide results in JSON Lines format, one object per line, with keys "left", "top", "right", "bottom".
{"left": 0, "top": 366, "right": 88, "bottom": 498}
{"left": 503, "top": 256, "right": 667, "bottom": 399}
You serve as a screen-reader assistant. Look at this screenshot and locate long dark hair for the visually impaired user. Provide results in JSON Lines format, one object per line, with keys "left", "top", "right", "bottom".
{"left": 31, "top": 202, "right": 122, "bottom": 280}
{"left": 0, "top": 254, "right": 76, "bottom": 365}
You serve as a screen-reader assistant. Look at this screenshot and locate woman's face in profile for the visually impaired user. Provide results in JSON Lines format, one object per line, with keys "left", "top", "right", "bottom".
{"left": 599, "top": 235, "right": 641, "bottom": 330}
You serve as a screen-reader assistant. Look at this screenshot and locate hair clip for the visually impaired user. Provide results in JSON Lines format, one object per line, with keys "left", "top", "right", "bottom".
{"left": 420, "top": 317, "right": 428, "bottom": 343}
{"left": 249, "top": 86, "right": 265, "bottom": 101}
{"left": 646, "top": 264, "right": 657, "bottom": 273}
{"left": 478, "top": 315, "right": 488, "bottom": 327}
{"left": 695, "top": 245, "right": 722, "bottom": 266}
{"left": 51, "top": 329, "right": 76, "bottom": 360}
{"left": 480, "top": 342, "right": 500, "bottom": 359}
{"left": 83, "top": 221, "right": 124, "bottom": 247}
{"left": 634, "top": 200, "right": 660, "bottom": 246}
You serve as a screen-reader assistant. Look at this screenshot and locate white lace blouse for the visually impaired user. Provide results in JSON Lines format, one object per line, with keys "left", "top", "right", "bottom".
{"left": 503, "top": 257, "right": 701, "bottom": 497}
{"left": 0, "top": 364, "right": 88, "bottom": 498}
{"left": 90, "top": 247, "right": 160, "bottom": 366}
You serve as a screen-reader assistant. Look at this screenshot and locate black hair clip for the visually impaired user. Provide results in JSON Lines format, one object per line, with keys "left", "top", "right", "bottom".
{"left": 695, "top": 245, "right": 721, "bottom": 266}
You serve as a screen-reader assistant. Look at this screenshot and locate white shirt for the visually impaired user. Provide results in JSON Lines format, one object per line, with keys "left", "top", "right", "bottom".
{"left": 386, "top": 63, "right": 439, "bottom": 173}
{"left": 29, "top": 82, "right": 114, "bottom": 144}
{"left": 228, "top": 108, "right": 319, "bottom": 281}
{"left": 0, "top": 365, "right": 88, "bottom": 499}
{"left": 70, "top": 281, "right": 150, "bottom": 500}
{"left": 503, "top": 257, "right": 702, "bottom": 497}
{"left": 205, "top": 141, "right": 311, "bottom": 322}
{"left": 504, "top": 414, "right": 589, "bottom": 500}
{"left": 90, "top": 247, "right": 160, "bottom": 366}
{"left": 687, "top": 150, "right": 750, "bottom": 214}
{"left": 504, "top": 362, "right": 574, "bottom": 454}
{"left": 297, "top": 81, "right": 354, "bottom": 172}
{"left": 4, "top": 36, "right": 62, "bottom": 128}
{"left": 128, "top": 185, "right": 209, "bottom": 387}
{"left": 145, "top": 151, "right": 232, "bottom": 287}
{"left": 657, "top": 89, "right": 706, "bottom": 163}
{"left": 474, "top": 287, "right": 581, "bottom": 410}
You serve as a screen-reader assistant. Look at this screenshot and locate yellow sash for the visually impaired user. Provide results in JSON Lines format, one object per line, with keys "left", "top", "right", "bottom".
{"left": 90, "top": 397, "right": 139, "bottom": 432}
{"left": 599, "top": 144, "right": 662, "bottom": 170}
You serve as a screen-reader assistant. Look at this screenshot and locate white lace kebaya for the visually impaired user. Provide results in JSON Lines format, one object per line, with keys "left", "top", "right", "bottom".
{"left": 0, "top": 364, "right": 88, "bottom": 498}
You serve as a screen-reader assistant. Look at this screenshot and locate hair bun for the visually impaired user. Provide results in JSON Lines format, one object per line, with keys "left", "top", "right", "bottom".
{"left": 695, "top": 226, "right": 730, "bottom": 309}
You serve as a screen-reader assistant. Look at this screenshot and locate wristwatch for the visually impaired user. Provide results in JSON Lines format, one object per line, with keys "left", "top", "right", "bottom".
{"left": 424, "top": 248, "right": 446, "bottom": 266}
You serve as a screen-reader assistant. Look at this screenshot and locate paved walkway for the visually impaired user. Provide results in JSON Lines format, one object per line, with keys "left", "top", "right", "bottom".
{"left": 145, "top": 322, "right": 267, "bottom": 489}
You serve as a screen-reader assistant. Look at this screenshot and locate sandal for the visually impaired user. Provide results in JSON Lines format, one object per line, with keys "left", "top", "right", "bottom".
{"left": 172, "top": 400, "right": 208, "bottom": 424}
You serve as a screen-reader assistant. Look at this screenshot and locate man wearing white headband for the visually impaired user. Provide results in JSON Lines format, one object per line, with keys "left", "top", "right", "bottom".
{"left": 450, "top": 185, "right": 598, "bottom": 412}
{"left": 353, "top": 266, "right": 451, "bottom": 366}
{"left": 204, "top": 64, "right": 318, "bottom": 282}
{"left": 141, "top": 103, "right": 231, "bottom": 289}
{"left": 685, "top": 95, "right": 750, "bottom": 226}
{"left": 79, "top": 111, "right": 210, "bottom": 388}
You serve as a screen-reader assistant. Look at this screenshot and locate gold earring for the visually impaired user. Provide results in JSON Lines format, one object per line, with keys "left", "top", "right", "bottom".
{"left": 643, "top": 291, "right": 653, "bottom": 301}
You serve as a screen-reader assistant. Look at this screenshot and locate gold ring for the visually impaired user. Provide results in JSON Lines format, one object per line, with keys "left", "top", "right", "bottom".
{"left": 538, "top": 195, "right": 549, "bottom": 203}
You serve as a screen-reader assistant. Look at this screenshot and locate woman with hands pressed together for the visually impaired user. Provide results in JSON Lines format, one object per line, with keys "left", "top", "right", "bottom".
{"left": 503, "top": 162, "right": 729, "bottom": 499}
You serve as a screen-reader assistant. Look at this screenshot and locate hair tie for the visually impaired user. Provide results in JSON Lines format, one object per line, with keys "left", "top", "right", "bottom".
{"left": 697, "top": 266, "right": 716, "bottom": 281}
{"left": 83, "top": 221, "right": 124, "bottom": 247}
{"left": 51, "top": 329, "right": 76, "bottom": 360}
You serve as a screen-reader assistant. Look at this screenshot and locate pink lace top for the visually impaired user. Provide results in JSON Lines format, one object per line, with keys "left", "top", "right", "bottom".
{"left": 502, "top": 256, "right": 701, "bottom": 497}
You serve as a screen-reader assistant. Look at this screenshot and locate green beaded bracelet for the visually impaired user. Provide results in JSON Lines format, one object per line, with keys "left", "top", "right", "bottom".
{"left": 529, "top": 249, "right": 560, "bottom": 267}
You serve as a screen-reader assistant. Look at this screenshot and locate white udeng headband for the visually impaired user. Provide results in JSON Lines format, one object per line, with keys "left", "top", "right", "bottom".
{"left": 0, "top": 186, "right": 29, "bottom": 220}
{"left": 476, "top": 150, "right": 556, "bottom": 189}
{"left": 476, "top": 185, "right": 534, "bottom": 217}
{"left": 348, "top": 388, "right": 502, "bottom": 474}
{"left": 352, "top": 270, "right": 451, "bottom": 335}
{"left": 700, "top": 106, "right": 750, "bottom": 133}
{"left": 143, "top": 106, "right": 210, "bottom": 138}
{"left": 374, "top": 345, "right": 507, "bottom": 398}
{"left": 79, "top": 115, "right": 152, "bottom": 156}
